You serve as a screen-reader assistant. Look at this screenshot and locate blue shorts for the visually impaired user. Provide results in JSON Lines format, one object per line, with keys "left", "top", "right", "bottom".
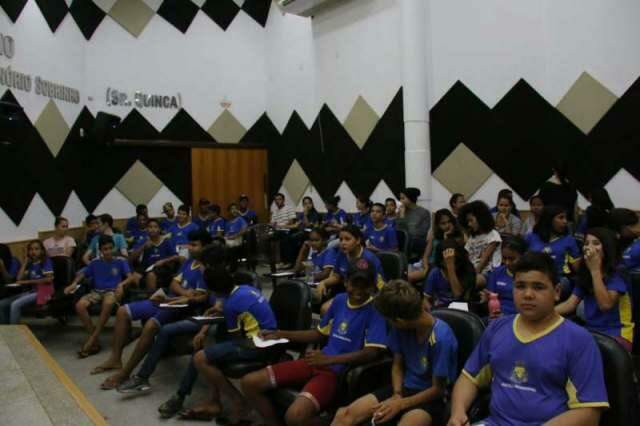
{"left": 203, "top": 340, "right": 263, "bottom": 364}
{"left": 125, "top": 300, "right": 190, "bottom": 326}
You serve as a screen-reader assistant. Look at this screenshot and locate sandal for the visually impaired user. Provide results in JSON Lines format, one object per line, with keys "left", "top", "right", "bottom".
{"left": 77, "top": 343, "right": 101, "bottom": 359}
{"left": 177, "top": 408, "right": 218, "bottom": 421}
{"left": 90, "top": 364, "right": 121, "bottom": 375}
{"left": 100, "top": 375, "right": 124, "bottom": 390}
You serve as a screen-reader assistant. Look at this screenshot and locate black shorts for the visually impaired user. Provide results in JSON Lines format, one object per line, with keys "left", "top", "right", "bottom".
{"left": 372, "top": 385, "right": 445, "bottom": 424}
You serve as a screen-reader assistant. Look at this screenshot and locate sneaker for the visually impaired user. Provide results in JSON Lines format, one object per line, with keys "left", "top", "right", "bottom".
{"left": 117, "top": 376, "right": 151, "bottom": 394}
{"left": 158, "top": 394, "right": 184, "bottom": 419}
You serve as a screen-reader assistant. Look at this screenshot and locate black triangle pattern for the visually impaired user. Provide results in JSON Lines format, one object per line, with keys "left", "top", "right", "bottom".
{"left": 69, "top": 0, "right": 105, "bottom": 40}
{"left": 157, "top": 0, "right": 200, "bottom": 34}
{"left": 201, "top": 0, "right": 240, "bottom": 31}
{"left": 34, "top": 0, "right": 69, "bottom": 33}
{"left": 0, "top": 0, "right": 28, "bottom": 22}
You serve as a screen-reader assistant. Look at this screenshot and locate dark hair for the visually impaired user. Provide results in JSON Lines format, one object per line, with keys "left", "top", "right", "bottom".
{"left": 198, "top": 198, "right": 211, "bottom": 207}
{"left": 512, "top": 252, "right": 558, "bottom": 285}
{"left": 85, "top": 214, "right": 98, "bottom": 224}
{"left": 98, "top": 214, "right": 113, "bottom": 228}
{"left": 274, "top": 192, "right": 285, "bottom": 200}
{"left": 340, "top": 224, "right": 364, "bottom": 244}
{"left": 310, "top": 227, "right": 329, "bottom": 241}
{"left": 458, "top": 201, "right": 495, "bottom": 236}
{"left": 385, "top": 198, "right": 397, "bottom": 206}
{"left": 449, "top": 193, "right": 464, "bottom": 209}
{"left": 401, "top": 187, "right": 421, "bottom": 204}
{"left": 302, "top": 196, "right": 314, "bottom": 206}
{"left": 178, "top": 205, "right": 190, "bottom": 215}
{"left": 434, "top": 239, "right": 477, "bottom": 301}
{"left": 529, "top": 194, "right": 543, "bottom": 205}
{"left": 239, "top": 194, "right": 249, "bottom": 202}
{"left": 372, "top": 202, "right": 385, "bottom": 212}
{"left": 187, "top": 229, "right": 213, "bottom": 245}
{"left": 374, "top": 280, "right": 424, "bottom": 321}
{"left": 533, "top": 205, "right": 567, "bottom": 243}
{"left": 209, "top": 204, "right": 221, "bottom": 216}
{"left": 98, "top": 234, "right": 114, "bottom": 249}
{"left": 577, "top": 228, "right": 618, "bottom": 295}
{"left": 552, "top": 160, "right": 571, "bottom": 186}
{"left": 202, "top": 245, "right": 234, "bottom": 294}
{"left": 433, "top": 209, "right": 462, "bottom": 241}
{"left": 585, "top": 188, "right": 614, "bottom": 229}
{"left": 26, "top": 240, "right": 47, "bottom": 264}
{"left": 147, "top": 218, "right": 160, "bottom": 227}
{"left": 502, "top": 235, "right": 528, "bottom": 255}
{"left": 324, "top": 195, "right": 341, "bottom": 207}
{"left": 136, "top": 204, "right": 147, "bottom": 215}
{"left": 0, "top": 244, "right": 12, "bottom": 274}
{"left": 608, "top": 208, "right": 639, "bottom": 233}
{"left": 54, "top": 216, "right": 68, "bottom": 227}
{"left": 356, "top": 196, "right": 372, "bottom": 210}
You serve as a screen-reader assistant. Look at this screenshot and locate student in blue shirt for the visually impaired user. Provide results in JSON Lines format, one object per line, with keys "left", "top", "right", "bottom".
{"left": 557, "top": 228, "right": 634, "bottom": 351}
{"left": 82, "top": 214, "right": 128, "bottom": 265}
{"left": 129, "top": 219, "right": 176, "bottom": 290}
{"left": 323, "top": 195, "right": 348, "bottom": 234}
{"left": 608, "top": 208, "right": 640, "bottom": 271}
{"left": 480, "top": 236, "right": 527, "bottom": 318}
{"left": 205, "top": 204, "right": 226, "bottom": 238}
{"left": 160, "top": 202, "right": 177, "bottom": 233}
{"left": 448, "top": 252, "right": 608, "bottom": 426}
{"left": 224, "top": 203, "right": 249, "bottom": 248}
{"left": 126, "top": 204, "right": 148, "bottom": 235}
{"left": 238, "top": 194, "right": 258, "bottom": 225}
{"left": 0, "top": 243, "right": 20, "bottom": 284}
{"left": 169, "top": 205, "right": 200, "bottom": 257}
{"left": 353, "top": 196, "right": 373, "bottom": 232}
{"left": 65, "top": 235, "right": 134, "bottom": 358}
{"left": 127, "top": 213, "right": 149, "bottom": 248}
{"left": 193, "top": 198, "right": 212, "bottom": 230}
{"left": 333, "top": 280, "right": 458, "bottom": 426}
{"left": 94, "top": 230, "right": 212, "bottom": 390}
{"left": 0, "top": 240, "right": 54, "bottom": 325}
{"left": 365, "top": 203, "right": 398, "bottom": 253}
{"left": 317, "top": 225, "right": 385, "bottom": 303}
{"left": 294, "top": 227, "right": 336, "bottom": 282}
{"left": 241, "top": 258, "right": 388, "bottom": 426}
{"left": 384, "top": 197, "right": 398, "bottom": 227}
{"left": 424, "top": 239, "right": 478, "bottom": 308}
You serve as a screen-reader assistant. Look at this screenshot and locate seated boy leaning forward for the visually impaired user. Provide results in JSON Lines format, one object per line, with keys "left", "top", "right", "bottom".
{"left": 64, "top": 235, "right": 134, "bottom": 358}
{"left": 448, "top": 252, "right": 609, "bottom": 426}
{"left": 241, "top": 258, "right": 388, "bottom": 426}
{"left": 93, "top": 229, "right": 212, "bottom": 389}
{"left": 155, "top": 246, "right": 279, "bottom": 422}
{"left": 332, "top": 279, "right": 458, "bottom": 426}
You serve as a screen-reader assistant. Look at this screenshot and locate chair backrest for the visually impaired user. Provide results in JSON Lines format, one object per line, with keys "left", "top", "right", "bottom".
{"left": 395, "top": 229, "right": 410, "bottom": 258}
{"left": 233, "top": 270, "right": 261, "bottom": 289}
{"left": 628, "top": 272, "right": 640, "bottom": 354}
{"left": 269, "top": 280, "right": 312, "bottom": 352}
{"left": 591, "top": 332, "right": 639, "bottom": 426}
{"left": 432, "top": 308, "right": 485, "bottom": 375}
{"left": 376, "top": 251, "right": 407, "bottom": 281}
{"left": 51, "top": 256, "right": 75, "bottom": 292}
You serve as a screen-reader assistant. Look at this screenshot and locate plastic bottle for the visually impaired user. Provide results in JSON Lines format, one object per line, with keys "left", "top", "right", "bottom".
{"left": 488, "top": 292, "right": 501, "bottom": 318}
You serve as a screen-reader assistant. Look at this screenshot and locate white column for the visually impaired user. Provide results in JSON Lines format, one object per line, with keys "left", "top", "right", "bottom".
{"left": 400, "top": 0, "right": 432, "bottom": 208}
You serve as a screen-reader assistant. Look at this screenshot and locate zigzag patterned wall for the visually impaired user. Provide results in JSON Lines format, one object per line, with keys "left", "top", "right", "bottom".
{"left": 0, "top": 0, "right": 271, "bottom": 38}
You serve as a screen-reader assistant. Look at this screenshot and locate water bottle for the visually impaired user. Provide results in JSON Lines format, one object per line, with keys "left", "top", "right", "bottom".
{"left": 303, "top": 261, "right": 314, "bottom": 284}
{"left": 488, "top": 292, "right": 501, "bottom": 318}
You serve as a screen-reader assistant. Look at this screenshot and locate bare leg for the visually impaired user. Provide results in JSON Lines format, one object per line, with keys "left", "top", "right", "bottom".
{"left": 145, "top": 272, "right": 158, "bottom": 291}
{"left": 331, "top": 394, "right": 379, "bottom": 426}
{"left": 83, "top": 296, "right": 115, "bottom": 351}
{"left": 285, "top": 396, "right": 320, "bottom": 426}
{"left": 75, "top": 299, "right": 94, "bottom": 335}
{"left": 191, "top": 350, "right": 245, "bottom": 418}
{"left": 397, "top": 409, "right": 432, "bottom": 426}
{"left": 241, "top": 369, "right": 283, "bottom": 426}
{"left": 93, "top": 306, "right": 131, "bottom": 372}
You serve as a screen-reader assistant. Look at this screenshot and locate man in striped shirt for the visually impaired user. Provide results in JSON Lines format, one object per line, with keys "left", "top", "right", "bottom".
{"left": 271, "top": 193, "right": 298, "bottom": 269}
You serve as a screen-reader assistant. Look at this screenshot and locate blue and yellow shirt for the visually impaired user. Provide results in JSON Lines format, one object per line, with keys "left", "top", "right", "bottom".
{"left": 525, "top": 233, "right": 581, "bottom": 275}
{"left": 224, "top": 285, "right": 277, "bottom": 338}
{"left": 365, "top": 224, "right": 398, "bottom": 252}
{"left": 84, "top": 258, "right": 130, "bottom": 291}
{"left": 486, "top": 265, "right": 516, "bottom": 315}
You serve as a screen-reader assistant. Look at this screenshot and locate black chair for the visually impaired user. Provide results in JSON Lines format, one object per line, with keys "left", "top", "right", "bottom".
{"left": 233, "top": 270, "right": 261, "bottom": 289}
{"left": 220, "top": 280, "right": 312, "bottom": 379}
{"left": 396, "top": 229, "right": 410, "bottom": 259}
{"left": 591, "top": 332, "right": 640, "bottom": 426}
{"left": 377, "top": 251, "right": 407, "bottom": 281}
{"left": 628, "top": 272, "right": 640, "bottom": 356}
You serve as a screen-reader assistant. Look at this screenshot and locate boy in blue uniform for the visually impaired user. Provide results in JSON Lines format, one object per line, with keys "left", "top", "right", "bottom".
{"left": 448, "top": 252, "right": 608, "bottom": 426}
{"left": 126, "top": 204, "right": 148, "bottom": 235}
{"left": 95, "top": 229, "right": 212, "bottom": 389}
{"left": 169, "top": 205, "right": 200, "bottom": 258}
{"left": 129, "top": 219, "right": 176, "bottom": 290}
{"left": 193, "top": 198, "right": 212, "bottom": 230}
{"left": 242, "top": 258, "right": 388, "bottom": 426}
{"left": 294, "top": 228, "right": 337, "bottom": 282}
{"left": 333, "top": 280, "right": 457, "bottom": 426}
{"left": 206, "top": 204, "right": 226, "bottom": 238}
{"left": 65, "top": 235, "right": 134, "bottom": 358}
{"left": 127, "top": 213, "right": 149, "bottom": 248}
{"left": 160, "top": 202, "right": 177, "bottom": 233}
{"left": 365, "top": 203, "right": 398, "bottom": 252}
{"left": 238, "top": 194, "right": 258, "bottom": 225}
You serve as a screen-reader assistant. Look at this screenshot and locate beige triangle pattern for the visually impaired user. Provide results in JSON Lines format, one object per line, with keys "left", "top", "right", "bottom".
{"left": 34, "top": 100, "right": 70, "bottom": 157}
{"left": 109, "top": 0, "right": 155, "bottom": 38}
{"left": 433, "top": 143, "right": 493, "bottom": 198}
{"left": 208, "top": 110, "right": 247, "bottom": 144}
{"left": 115, "top": 160, "right": 163, "bottom": 206}
{"left": 282, "top": 160, "right": 311, "bottom": 206}
{"left": 557, "top": 72, "right": 618, "bottom": 134}
{"left": 343, "top": 96, "right": 380, "bottom": 149}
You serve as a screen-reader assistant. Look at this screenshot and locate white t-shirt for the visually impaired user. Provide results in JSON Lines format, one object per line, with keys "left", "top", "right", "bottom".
{"left": 465, "top": 229, "right": 502, "bottom": 273}
{"left": 43, "top": 236, "right": 76, "bottom": 257}
{"left": 270, "top": 205, "right": 296, "bottom": 227}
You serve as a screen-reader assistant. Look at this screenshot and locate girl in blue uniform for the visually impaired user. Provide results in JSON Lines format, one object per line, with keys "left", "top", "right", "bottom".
{"left": 294, "top": 227, "right": 336, "bottom": 282}
{"left": 364, "top": 203, "right": 398, "bottom": 252}
{"left": 608, "top": 208, "right": 640, "bottom": 271}
{"left": 323, "top": 196, "right": 348, "bottom": 235}
{"left": 384, "top": 197, "right": 398, "bottom": 227}
{"left": 353, "top": 196, "right": 373, "bottom": 232}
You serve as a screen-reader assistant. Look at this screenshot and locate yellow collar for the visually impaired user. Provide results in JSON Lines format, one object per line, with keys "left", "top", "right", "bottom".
{"left": 513, "top": 314, "right": 564, "bottom": 344}
{"left": 347, "top": 296, "right": 373, "bottom": 309}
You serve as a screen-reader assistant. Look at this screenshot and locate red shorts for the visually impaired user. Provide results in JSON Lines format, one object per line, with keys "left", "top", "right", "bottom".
{"left": 267, "top": 359, "right": 338, "bottom": 411}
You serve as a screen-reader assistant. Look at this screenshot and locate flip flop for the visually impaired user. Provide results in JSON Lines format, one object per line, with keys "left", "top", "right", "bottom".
{"left": 90, "top": 365, "right": 121, "bottom": 375}
{"left": 100, "top": 376, "right": 124, "bottom": 390}
{"left": 177, "top": 408, "right": 218, "bottom": 421}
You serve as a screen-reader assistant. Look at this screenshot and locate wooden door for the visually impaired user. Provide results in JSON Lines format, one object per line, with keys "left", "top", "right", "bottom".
{"left": 191, "top": 147, "right": 268, "bottom": 221}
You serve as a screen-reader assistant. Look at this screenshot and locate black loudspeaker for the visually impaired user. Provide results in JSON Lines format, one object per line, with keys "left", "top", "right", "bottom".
{"left": 93, "top": 112, "right": 121, "bottom": 146}
{"left": 0, "top": 101, "right": 24, "bottom": 146}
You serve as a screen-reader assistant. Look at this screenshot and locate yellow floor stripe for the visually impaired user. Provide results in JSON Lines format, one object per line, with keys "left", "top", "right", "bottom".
{"left": 18, "top": 325, "right": 108, "bottom": 426}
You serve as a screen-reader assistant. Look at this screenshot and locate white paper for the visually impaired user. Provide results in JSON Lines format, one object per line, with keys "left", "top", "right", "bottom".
{"left": 159, "top": 303, "right": 188, "bottom": 308}
{"left": 70, "top": 284, "right": 81, "bottom": 293}
{"left": 145, "top": 264, "right": 155, "bottom": 273}
{"left": 271, "top": 271, "right": 295, "bottom": 278}
{"left": 252, "top": 335, "right": 289, "bottom": 348}
{"left": 448, "top": 302, "right": 469, "bottom": 312}
{"left": 150, "top": 288, "right": 166, "bottom": 300}
{"left": 191, "top": 315, "right": 225, "bottom": 321}
{"left": 5, "top": 283, "right": 20, "bottom": 287}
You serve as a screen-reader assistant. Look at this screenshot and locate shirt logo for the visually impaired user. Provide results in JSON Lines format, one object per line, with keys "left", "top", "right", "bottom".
{"left": 543, "top": 246, "right": 552, "bottom": 254}
{"left": 337, "top": 320, "right": 349, "bottom": 335}
{"left": 111, "top": 267, "right": 119, "bottom": 276}
{"left": 496, "top": 281, "right": 508, "bottom": 287}
{"left": 510, "top": 361, "right": 528, "bottom": 384}
{"left": 420, "top": 355, "right": 428, "bottom": 369}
